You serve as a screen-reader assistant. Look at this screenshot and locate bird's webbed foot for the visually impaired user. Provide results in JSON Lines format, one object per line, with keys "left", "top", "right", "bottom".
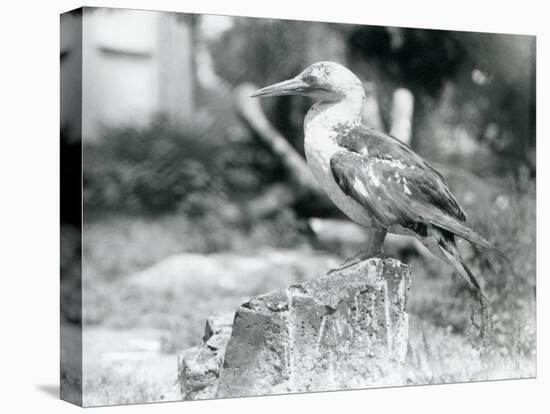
{"left": 327, "top": 250, "right": 382, "bottom": 275}
{"left": 326, "top": 229, "right": 388, "bottom": 275}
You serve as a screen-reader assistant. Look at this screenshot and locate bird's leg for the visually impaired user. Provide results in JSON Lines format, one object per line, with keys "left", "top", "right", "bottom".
{"left": 328, "top": 229, "right": 387, "bottom": 275}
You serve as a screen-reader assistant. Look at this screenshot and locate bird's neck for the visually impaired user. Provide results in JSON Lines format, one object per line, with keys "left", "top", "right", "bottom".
{"left": 304, "top": 91, "right": 366, "bottom": 141}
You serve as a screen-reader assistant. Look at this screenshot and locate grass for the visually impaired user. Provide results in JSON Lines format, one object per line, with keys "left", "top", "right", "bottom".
{"left": 83, "top": 355, "right": 180, "bottom": 407}
{"left": 404, "top": 171, "right": 536, "bottom": 379}
{"left": 83, "top": 207, "right": 310, "bottom": 283}
{"left": 75, "top": 172, "right": 536, "bottom": 405}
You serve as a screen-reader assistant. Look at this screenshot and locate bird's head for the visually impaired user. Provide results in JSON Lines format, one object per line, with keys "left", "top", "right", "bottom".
{"left": 251, "top": 61, "right": 364, "bottom": 102}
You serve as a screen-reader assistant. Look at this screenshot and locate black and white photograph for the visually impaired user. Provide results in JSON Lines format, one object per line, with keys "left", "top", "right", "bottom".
{"left": 53, "top": 2, "right": 539, "bottom": 409}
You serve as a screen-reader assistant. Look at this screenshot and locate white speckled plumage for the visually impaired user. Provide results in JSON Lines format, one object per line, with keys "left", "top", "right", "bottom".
{"left": 303, "top": 83, "right": 378, "bottom": 228}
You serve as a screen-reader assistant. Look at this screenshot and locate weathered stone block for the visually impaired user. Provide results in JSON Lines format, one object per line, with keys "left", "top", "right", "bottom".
{"left": 177, "top": 313, "right": 233, "bottom": 400}
{"left": 178, "top": 257, "right": 411, "bottom": 399}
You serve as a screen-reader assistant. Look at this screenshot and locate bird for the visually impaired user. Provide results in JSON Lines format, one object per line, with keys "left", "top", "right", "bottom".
{"left": 251, "top": 61, "right": 499, "bottom": 298}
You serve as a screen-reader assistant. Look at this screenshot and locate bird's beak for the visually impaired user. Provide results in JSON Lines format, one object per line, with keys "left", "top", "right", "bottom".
{"left": 250, "top": 78, "right": 310, "bottom": 98}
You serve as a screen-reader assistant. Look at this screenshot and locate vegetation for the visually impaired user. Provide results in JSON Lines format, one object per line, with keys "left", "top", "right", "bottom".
{"left": 80, "top": 169, "right": 535, "bottom": 381}
{"left": 83, "top": 115, "right": 292, "bottom": 215}
{"left": 71, "top": 15, "right": 535, "bottom": 405}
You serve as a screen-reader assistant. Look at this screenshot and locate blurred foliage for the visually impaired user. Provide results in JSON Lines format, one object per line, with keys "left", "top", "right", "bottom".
{"left": 208, "top": 20, "right": 535, "bottom": 175}
{"left": 84, "top": 19, "right": 535, "bottom": 215}
{"left": 348, "top": 27, "right": 464, "bottom": 96}
{"left": 83, "top": 117, "right": 286, "bottom": 215}
{"left": 210, "top": 18, "right": 309, "bottom": 87}
{"left": 84, "top": 119, "right": 214, "bottom": 213}
{"left": 344, "top": 27, "right": 534, "bottom": 174}
{"left": 207, "top": 18, "right": 335, "bottom": 154}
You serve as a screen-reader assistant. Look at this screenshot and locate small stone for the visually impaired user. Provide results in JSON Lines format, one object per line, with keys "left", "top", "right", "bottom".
{"left": 203, "top": 313, "right": 234, "bottom": 342}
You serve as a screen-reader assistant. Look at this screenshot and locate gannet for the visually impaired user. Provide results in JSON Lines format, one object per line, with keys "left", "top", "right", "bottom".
{"left": 251, "top": 61, "right": 496, "bottom": 296}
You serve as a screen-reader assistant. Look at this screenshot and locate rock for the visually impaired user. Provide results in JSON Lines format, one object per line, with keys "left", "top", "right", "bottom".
{"left": 177, "top": 313, "right": 234, "bottom": 400}
{"left": 177, "top": 346, "right": 221, "bottom": 400}
{"left": 203, "top": 313, "right": 234, "bottom": 343}
{"left": 178, "top": 257, "right": 411, "bottom": 399}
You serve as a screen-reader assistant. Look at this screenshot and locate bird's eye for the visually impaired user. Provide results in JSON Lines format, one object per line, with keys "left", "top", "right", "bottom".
{"left": 302, "top": 75, "right": 317, "bottom": 86}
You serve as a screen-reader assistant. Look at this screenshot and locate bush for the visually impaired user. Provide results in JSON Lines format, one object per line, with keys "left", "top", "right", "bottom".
{"left": 83, "top": 118, "right": 285, "bottom": 215}
{"left": 84, "top": 120, "right": 214, "bottom": 213}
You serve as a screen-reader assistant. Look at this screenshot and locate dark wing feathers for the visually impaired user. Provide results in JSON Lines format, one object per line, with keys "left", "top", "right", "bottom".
{"left": 330, "top": 125, "right": 491, "bottom": 249}
{"left": 334, "top": 125, "right": 466, "bottom": 221}
{"left": 337, "top": 125, "right": 423, "bottom": 164}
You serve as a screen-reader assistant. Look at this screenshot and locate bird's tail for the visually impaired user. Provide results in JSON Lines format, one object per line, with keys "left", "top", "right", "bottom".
{"left": 426, "top": 210, "right": 515, "bottom": 282}
{"left": 433, "top": 229, "right": 488, "bottom": 300}
{"left": 436, "top": 217, "right": 517, "bottom": 283}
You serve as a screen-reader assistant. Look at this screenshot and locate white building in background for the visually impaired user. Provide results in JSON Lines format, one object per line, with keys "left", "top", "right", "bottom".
{"left": 61, "top": 8, "right": 196, "bottom": 142}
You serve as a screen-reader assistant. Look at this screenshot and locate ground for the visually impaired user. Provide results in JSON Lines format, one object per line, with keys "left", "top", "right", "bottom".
{"left": 76, "top": 203, "right": 535, "bottom": 406}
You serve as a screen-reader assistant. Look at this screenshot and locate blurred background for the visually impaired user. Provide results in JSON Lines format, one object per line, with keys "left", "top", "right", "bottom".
{"left": 61, "top": 7, "right": 536, "bottom": 406}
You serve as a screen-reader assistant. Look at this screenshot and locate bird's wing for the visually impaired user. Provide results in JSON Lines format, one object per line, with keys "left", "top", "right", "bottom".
{"left": 334, "top": 124, "right": 467, "bottom": 222}
{"left": 330, "top": 126, "right": 491, "bottom": 249}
